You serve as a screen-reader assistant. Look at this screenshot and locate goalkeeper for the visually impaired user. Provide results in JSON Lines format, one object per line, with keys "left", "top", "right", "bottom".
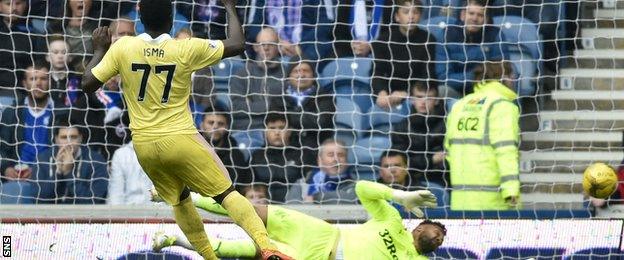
{"left": 153, "top": 181, "right": 445, "bottom": 259}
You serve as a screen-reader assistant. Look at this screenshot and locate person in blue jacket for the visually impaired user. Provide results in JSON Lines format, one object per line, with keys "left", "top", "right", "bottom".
{"left": 31, "top": 117, "right": 108, "bottom": 204}
{"left": 436, "top": 0, "right": 508, "bottom": 97}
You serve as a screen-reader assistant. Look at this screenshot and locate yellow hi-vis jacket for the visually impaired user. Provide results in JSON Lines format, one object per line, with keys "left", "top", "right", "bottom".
{"left": 444, "top": 81, "right": 521, "bottom": 210}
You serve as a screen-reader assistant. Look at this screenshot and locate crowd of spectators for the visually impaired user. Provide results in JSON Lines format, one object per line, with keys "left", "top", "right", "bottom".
{"left": 0, "top": 0, "right": 558, "bottom": 210}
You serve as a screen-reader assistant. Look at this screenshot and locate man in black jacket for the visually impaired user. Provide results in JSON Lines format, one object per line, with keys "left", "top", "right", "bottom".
{"left": 250, "top": 113, "right": 305, "bottom": 203}
{"left": 391, "top": 80, "right": 448, "bottom": 205}
{"left": 200, "top": 104, "right": 251, "bottom": 191}
{"left": 272, "top": 56, "right": 335, "bottom": 166}
{"left": 371, "top": 0, "right": 436, "bottom": 110}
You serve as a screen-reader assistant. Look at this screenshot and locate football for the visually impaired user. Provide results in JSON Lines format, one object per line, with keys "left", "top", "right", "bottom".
{"left": 582, "top": 162, "right": 618, "bottom": 199}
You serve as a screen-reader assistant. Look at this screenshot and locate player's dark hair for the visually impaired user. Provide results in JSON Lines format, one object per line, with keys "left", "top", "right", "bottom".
{"left": 416, "top": 220, "right": 447, "bottom": 254}
{"left": 380, "top": 150, "right": 408, "bottom": 166}
{"left": 203, "top": 102, "right": 231, "bottom": 125}
{"left": 139, "top": 0, "right": 173, "bottom": 32}
{"left": 265, "top": 112, "right": 289, "bottom": 126}
{"left": 419, "top": 219, "right": 447, "bottom": 235}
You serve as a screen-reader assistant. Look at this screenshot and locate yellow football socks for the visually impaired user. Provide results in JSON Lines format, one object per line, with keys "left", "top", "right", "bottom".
{"left": 220, "top": 191, "right": 277, "bottom": 251}
{"left": 172, "top": 196, "right": 217, "bottom": 260}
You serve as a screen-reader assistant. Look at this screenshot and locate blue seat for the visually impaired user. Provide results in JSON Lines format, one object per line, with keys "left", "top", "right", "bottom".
{"left": 231, "top": 130, "right": 264, "bottom": 161}
{"left": 210, "top": 58, "right": 245, "bottom": 89}
{"left": 319, "top": 58, "right": 372, "bottom": 90}
{"left": 348, "top": 135, "right": 391, "bottom": 166}
{"left": 0, "top": 181, "right": 34, "bottom": 204}
{"left": 334, "top": 97, "right": 364, "bottom": 146}
{"left": 492, "top": 15, "right": 541, "bottom": 96}
{"left": 352, "top": 166, "right": 376, "bottom": 181}
{"left": 365, "top": 101, "right": 410, "bottom": 135}
{"left": 420, "top": 0, "right": 463, "bottom": 20}
{"left": 334, "top": 81, "right": 374, "bottom": 113}
{"left": 419, "top": 16, "right": 459, "bottom": 43}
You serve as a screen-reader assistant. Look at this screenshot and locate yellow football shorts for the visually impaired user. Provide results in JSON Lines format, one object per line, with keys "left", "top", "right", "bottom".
{"left": 267, "top": 206, "right": 340, "bottom": 260}
{"left": 133, "top": 134, "right": 232, "bottom": 205}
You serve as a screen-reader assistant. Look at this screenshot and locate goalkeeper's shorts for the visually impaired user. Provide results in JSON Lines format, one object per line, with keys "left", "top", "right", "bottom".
{"left": 133, "top": 134, "right": 232, "bottom": 205}
{"left": 267, "top": 206, "right": 340, "bottom": 260}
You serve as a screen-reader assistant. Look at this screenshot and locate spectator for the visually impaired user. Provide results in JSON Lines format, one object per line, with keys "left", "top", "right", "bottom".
{"left": 302, "top": 0, "right": 393, "bottom": 58}
{"left": 110, "top": 16, "right": 136, "bottom": 43}
{"left": 436, "top": 0, "right": 508, "bottom": 97}
{"left": 242, "top": 184, "right": 269, "bottom": 205}
{"left": 378, "top": 150, "right": 448, "bottom": 206}
{"left": 107, "top": 136, "right": 153, "bottom": 205}
{"left": 371, "top": 0, "right": 436, "bottom": 110}
{"left": 0, "top": 0, "right": 46, "bottom": 107}
{"left": 445, "top": 60, "right": 520, "bottom": 210}
{"left": 46, "top": 37, "right": 82, "bottom": 108}
{"left": 230, "top": 27, "right": 284, "bottom": 130}
{"left": 305, "top": 139, "right": 355, "bottom": 204}
{"left": 392, "top": 81, "right": 448, "bottom": 195}
{"left": 246, "top": 0, "right": 303, "bottom": 57}
{"left": 0, "top": 62, "right": 66, "bottom": 180}
{"left": 31, "top": 117, "right": 108, "bottom": 204}
{"left": 273, "top": 56, "right": 335, "bottom": 165}
{"left": 200, "top": 104, "right": 251, "bottom": 189}
{"left": 377, "top": 151, "right": 417, "bottom": 190}
{"left": 250, "top": 113, "right": 305, "bottom": 203}
{"left": 49, "top": 0, "right": 99, "bottom": 72}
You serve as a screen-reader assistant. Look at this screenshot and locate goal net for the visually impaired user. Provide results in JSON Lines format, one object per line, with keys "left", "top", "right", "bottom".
{"left": 0, "top": 0, "right": 623, "bottom": 259}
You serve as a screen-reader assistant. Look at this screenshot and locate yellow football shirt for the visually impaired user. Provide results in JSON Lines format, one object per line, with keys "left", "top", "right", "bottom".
{"left": 91, "top": 33, "right": 224, "bottom": 137}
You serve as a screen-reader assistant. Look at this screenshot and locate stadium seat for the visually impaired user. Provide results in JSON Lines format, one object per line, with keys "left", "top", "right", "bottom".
{"left": 352, "top": 166, "right": 377, "bottom": 181}
{"left": 210, "top": 58, "right": 245, "bottom": 91}
{"left": 348, "top": 135, "right": 392, "bottom": 166}
{"left": 419, "top": 16, "right": 459, "bottom": 43}
{"left": 420, "top": 0, "right": 463, "bottom": 20}
{"left": 319, "top": 58, "right": 372, "bottom": 90}
{"left": 334, "top": 81, "right": 374, "bottom": 113}
{"left": 492, "top": 15, "right": 542, "bottom": 96}
{"left": 231, "top": 130, "right": 264, "bottom": 161}
{"left": 0, "top": 181, "right": 34, "bottom": 204}
{"left": 334, "top": 97, "right": 364, "bottom": 146}
{"left": 365, "top": 101, "right": 411, "bottom": 135}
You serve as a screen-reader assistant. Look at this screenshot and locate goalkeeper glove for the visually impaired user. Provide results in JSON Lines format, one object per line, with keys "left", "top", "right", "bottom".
{"left": 392, "top": 189, "right": 438, "bottom": 218}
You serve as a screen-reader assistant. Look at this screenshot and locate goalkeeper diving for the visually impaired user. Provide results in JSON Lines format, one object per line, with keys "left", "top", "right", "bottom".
{"left": 152, "top": 181, "right": 445, "bottom": 259}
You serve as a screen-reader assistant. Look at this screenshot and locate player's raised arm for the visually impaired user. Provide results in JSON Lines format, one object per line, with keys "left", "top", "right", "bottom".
{"left": 82, "top": 26, "right": 113, "bottom": 93}
{"left": 220, "top": 0, "right": 245, "bottom": 58}
{"left": 355, "top": 181, "right": 438, "bottom": 221}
